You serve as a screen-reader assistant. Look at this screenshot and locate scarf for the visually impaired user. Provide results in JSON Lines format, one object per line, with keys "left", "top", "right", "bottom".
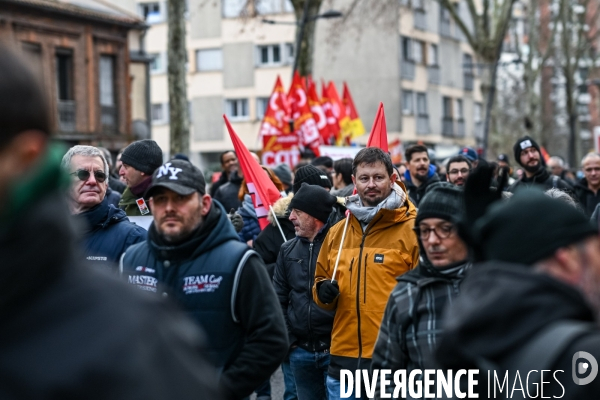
{"left": 345, "top": 183, "right": 407, "bottom": 228}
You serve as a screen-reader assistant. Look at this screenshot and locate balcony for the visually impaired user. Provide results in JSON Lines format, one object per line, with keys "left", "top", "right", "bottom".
{"left": 414, "top": 9, "right": 427, "bottom": 30}
{"left": 57, "top": 100, "right": 76, "bottom": 132}
{"left": 464, "top": 73, "right": 474, "bottom": 91}
{"left": 401, "top": 60, "right": 415, "bottom": 81}
{"left": 428, "top": 65, "right": 440, "bottom": 85}
{"left": 456, "top": 118, "right": 465, "bottom": 137}
{"left": 416, "top": 115, "right": 429, "bottom": 134}
{"left": 442, "top": 117, "right": 454, "bottom": 137}
{"left": 101, "top": 105, "right": 118, "bottom": 132}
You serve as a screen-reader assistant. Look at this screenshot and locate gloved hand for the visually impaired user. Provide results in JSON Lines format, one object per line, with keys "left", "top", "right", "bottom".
{"left": 228, "top": 208, "right": 244, "bottom": 233}
{"left": 318, "top": 280, "right": 340, "bottom": 304}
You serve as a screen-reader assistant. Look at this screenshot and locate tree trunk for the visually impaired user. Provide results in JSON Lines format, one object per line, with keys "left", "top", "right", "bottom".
{"left": 167, "top": 0, "right": 190, "bottom": 156}
{"left": 292, "top": 0, "right": 323, "bottom": 77}
{"left": 566, "top": 75, "right": 579, "bottom": 167}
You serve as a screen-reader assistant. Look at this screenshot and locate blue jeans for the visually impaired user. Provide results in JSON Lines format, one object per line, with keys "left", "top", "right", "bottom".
{"left": 289, "top": 347, "right": 329, "bottom": 400}
{"left": 327, "top": 375, "right": 361, "bottom": 400}
{"left": 282, "top": 357, "right": 298, "bottom": 400}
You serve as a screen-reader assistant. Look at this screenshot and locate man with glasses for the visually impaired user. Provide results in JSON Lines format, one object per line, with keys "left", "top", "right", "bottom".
{"left": 371, "top": 184, "right": 469, "bottom": 398}
{"left": 62, "top": 145, "right": 146, "bottom": 268}
{"left": 446, "top": 155, "right": 472, "bottom": 187}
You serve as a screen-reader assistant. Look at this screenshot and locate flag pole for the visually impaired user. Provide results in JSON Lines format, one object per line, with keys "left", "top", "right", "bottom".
{"left": 270, "top": 205, "right": 287, "bottom": 242}
{"left": 331, "top": 212, "right": 350, "bottom": 283}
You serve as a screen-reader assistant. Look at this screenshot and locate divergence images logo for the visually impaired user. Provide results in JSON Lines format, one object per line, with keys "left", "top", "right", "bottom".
{"left": 572, "top": 351, "right": 598, "bottom": 385}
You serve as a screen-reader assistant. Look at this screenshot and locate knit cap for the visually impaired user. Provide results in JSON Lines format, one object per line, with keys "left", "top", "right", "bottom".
{"left": 513, "top": 136, "right": 544, "bottom": 167}
{"left": 416, "top": 183, "right": 465, "bottom": 225}
{"left": 121, "top": 139, "right": 163, "bottom": 175}
{"left": 474, "top": 189, "right": 597, "bottom": 265}
{"left": 293, "top": 164, "right": 331, "bottom": 194}
{"left": 273, "top": 164, "right": 293, "bottom": 187}
{"left": 289, "top": 183, "right": 336, "bottom": 223}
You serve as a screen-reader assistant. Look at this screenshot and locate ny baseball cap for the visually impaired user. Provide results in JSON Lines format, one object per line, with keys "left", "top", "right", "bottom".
{"left": 145, "top": 159, "right": 206, "bottom": 198}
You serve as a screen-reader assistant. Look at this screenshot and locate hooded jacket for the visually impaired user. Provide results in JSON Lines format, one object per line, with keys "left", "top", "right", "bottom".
{"left": 403, "top": 165, "right": 441, "bottom": 207}
{"left": 508, "top": 167, "right": 573, "bottom": 194}
{"left": 312, "top": 182, "right": 420, "bottom": 378}
{"left": 435, "top": 262, "right": 600, "bottom": 398}
{"left": 253, "top": 194, "right": 295, "bottom": 278}
{"left": 77, "top": 196, "right": 146, "bottom": 268}
{"left": 574, "top": 177, "right": 600, "bottom": 217}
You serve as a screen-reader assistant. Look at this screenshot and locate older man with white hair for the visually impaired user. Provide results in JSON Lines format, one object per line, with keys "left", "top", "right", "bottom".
{"left": 62, "top": 145, "right": 146, "bottom": 268}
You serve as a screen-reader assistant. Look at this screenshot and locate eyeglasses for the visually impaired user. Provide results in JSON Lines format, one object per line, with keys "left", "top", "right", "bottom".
{"left": 70, "top": 169, "right": 107, "bottom": 183}
{"left": 414, "top": 224, "right": 455, "bottom": 240}
{"left": 448, "top": 168, "right": 470, "bottom": 176}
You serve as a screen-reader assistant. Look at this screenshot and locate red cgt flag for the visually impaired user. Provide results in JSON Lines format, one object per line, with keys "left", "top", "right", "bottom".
{"left": 288, "top": 71, "right": 321, "bottom": 156}
{"left": 307, "top": 80, "right": 333, "bottom": 144}
{"left": 367, "top": 102, "right": 388, "bottom": 152}
{"left": 259, "top": 76, "right": 291, "bottom": 138}
{"left": 321, "top": 80, "right": 340, "bottom": 144}
{"left": 224, "top": 115, "right": 282, "bottom": 230}
{"left": 327, "top": 81, "right": 351, "bottom": 145}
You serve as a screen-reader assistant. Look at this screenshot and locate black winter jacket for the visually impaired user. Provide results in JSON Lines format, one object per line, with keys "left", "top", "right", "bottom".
{"left": 508, "top": 167, "right": 574, "bottom": 193}
{"left": 273, "top": 225, "right": 335, "bottom": 352}
{"left": 214, "top": 171, "right": 244, "bottom": 212}
{"left": 1, "top": 190, "right": 222, "bottom": 399}
{"left": 574, "top": 178, "right": 600, "bottom": 217}
{"left": 77, "top": 196, "right": 147, "bottom": 268}
{"left": 403, "top": 173, "right": 440, "bottom": 207}
{"left": 435, "top": 262, "right": 600, "bottom": 399}
{"left": 210, "top": 170, "right": 230, "bottom": 197}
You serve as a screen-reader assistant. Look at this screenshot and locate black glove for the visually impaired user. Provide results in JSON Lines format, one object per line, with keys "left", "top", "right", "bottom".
{"left": 228, "top": 208, "right": 244, "bottom": 233}
{"left": 318, "top": 280, "right": 340, "bottom": 304}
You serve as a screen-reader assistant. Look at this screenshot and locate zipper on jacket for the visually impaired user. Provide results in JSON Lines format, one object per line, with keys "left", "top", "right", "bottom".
{"left": 307, "top": 242, "right": 313, "bottom": 349}
{"left": 364, "top": 254, "right": 368, "bottom": 304}
{"left": 349, "top": 258, "right": 354, "bottom": 290}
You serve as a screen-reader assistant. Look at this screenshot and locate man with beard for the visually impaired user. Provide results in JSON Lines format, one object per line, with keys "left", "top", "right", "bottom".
{"left": 313, "top": 147, "right": 420, "bottom": 400}
{"left": 445, "top": 155, "right": 472, "bottom": 187}
{"left": 435, "top": 190, "right": 600, "bottom": 398}
{"left": 371, "top": 183, "right": 469, "bottom": 398}
{"left": 508, "top": 136, "right": 573, "bottom": 193}
{"left": 120, "top": 159, "right": 288, "bottom": 400}
{"left": 403, "top": 145, "right": 440, "bottom": 206}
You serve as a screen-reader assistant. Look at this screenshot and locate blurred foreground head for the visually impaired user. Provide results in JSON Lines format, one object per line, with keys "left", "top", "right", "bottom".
{"left": 0, "top": 43, "right": 51, "bottom": 212}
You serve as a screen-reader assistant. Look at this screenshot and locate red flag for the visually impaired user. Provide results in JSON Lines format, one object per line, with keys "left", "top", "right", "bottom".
{"left": 343, "top": 82, "right": 366, "bottom": 139}
{"left": 321, "top": 80, "right": 340, "bottom": 143}
{"left": 307, "top": 80, "right": 332, "bottom": 144}
{"left": 366, "top": 102, "right": 388, "bottom": 152}
{"left": 288, "top": 71, "right": 321, "bottom": 156}
{"left": 327, "top": 81, "right": 351, "bottom": 144}
{"left": 224, "top": 115, "right": 282, "bottom": 230}
{"left": 259, "top": 76, "right": 291, "bottom": 138}
{"left": 540, "top": 146, "right": 551, "bottom": 163}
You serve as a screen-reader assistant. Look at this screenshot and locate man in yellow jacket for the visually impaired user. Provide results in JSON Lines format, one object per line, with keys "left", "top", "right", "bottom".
{"left": 313, "top": 147, "right": 419, "bottom": 400}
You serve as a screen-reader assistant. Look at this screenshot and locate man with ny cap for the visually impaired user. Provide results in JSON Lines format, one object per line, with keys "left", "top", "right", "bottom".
{"left": 371, "top": 183, "right": 470, "bottom": 398}
{"left": 435, "top": 190, "right": 600, "bottom": 398}
{"left": 312, "top": 147, "right": 420, "bottom": 400}
{"left": 273, "top": 183, "right": 338, "bottom": 400}
{"left": 458, "top": 146, "right": 479, "bottom": 169}
{"left": 120, "top": 159, "right": 288, "bottom": 400}
{"left": 508, "top": 136, "right": 573, "bottom": 193}
{"left": 118, "top": 139, "right": 163, "bottom": 216}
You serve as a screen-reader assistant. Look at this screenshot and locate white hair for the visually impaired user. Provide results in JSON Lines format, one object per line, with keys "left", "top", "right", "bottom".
{"left": 61, "top": 145, "right": 109, "bottom": 183}
{"left": 548, "top": 156, "right": 564, "bottom": 168}
{"left": 581, "top": 152, "right": 600, "bottom": 167}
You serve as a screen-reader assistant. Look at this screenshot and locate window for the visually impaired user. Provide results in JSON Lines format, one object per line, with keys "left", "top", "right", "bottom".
{"left": 139, "top": 2, "right": 164, "bottom": 23}
{"left": 256, "top": 44, "right": 293, "bottom": 66}
{"left": 474, "top": 103, "right": 483, "bottom": 123}
{"left": 417, "top": 93, "right": 428, "bottom": 115}
{"left": 428, "top": 44, "right": 439, "bottom": 66}
{"left": 196, "top": 49, "right": 223, "bottom": 71}
{"left": 412, "top": 40, "right": 424, "bottom": 64}
{"left": 463, "top": 53, "right": 474, "bottom": 74}
{"left": 150, "top": 53, "right": 166, "bottom": 74}
{"left": 455, "top": 99, "right": 463, "bottom": 119}
{"left": 99, "top": 56, "right": 117, "bottom": 131}
{"left": 256, "top": 97, "right": 270, "bottom": 119}
{"left": 151, "top": 103, "right": 168, "bottom": 124}
{"left": 223, "top": 0, "right": 245, "bottom": 18}
{"left": 225, "top": 99, "right": 249, "bottom": 120}
{"left": 56, "top": 48, "right": 75, "bottom": 132}
{"left": 402, "top": 90, "right": 414, "bottom": 115}
{"left": 442, "top": 97, "right": 453, "bottom": 118}
{"left": 402, "top": 36, "right": 413, "bottom": 61}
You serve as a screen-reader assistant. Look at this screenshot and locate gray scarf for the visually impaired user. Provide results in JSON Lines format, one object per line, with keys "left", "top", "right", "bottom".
{"left": 345, "top": 183, "right": 407, "bottom": 230}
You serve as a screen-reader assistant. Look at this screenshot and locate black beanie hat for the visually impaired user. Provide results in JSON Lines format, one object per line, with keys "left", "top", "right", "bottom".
{"left": 293, "top": 164, "right": 332, "bottom": 194}
{"left": 416, "top": 183, "right": 465, "bottom": 225}
{"left": 289, "top": 183, "right": 337, "bottom": 223}
{"left": 121, "top": 139, "right": 163, "bottom": 175}
{"left": 474, "top": 189, "right": 598, "bottom": 265}
{"left": 513, "top": 136, "right": 544, "bottom": 168}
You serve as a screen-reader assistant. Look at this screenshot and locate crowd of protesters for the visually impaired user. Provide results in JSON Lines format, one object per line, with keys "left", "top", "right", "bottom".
{"left": 3, "top": 43, "right": 600, "bottom": 400}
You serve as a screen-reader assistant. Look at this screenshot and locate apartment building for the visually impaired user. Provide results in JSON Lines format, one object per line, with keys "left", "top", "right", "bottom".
{"left": 140, "top": 0, "right": 482, "bottom": 168}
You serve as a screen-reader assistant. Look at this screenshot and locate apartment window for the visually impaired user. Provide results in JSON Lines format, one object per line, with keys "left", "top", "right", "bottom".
{"left": 428, "top": 44, "right": 439, "bottom": 66}
{"left": 474, "top": 103, "right": 482, "bottom": 123}
{"left": 402, "top": 90, "right": 414, "bottom": 115}
{"left": 99, "top": 55, "right": 117, "bottom": 131}
{"left": 223, "top": 0, "right": 245, "bottom": 18}
{"left": 256, "top": 97, "right": 270, "bottom": 119}
{"left": 463, "top": 53, "right": 474, "bottom": 91}
{"left": 139, "top": 2, "right": 164, "bottom": 23}
{"left": 417, "top": 93, "right": 428, "bottom": 115}
{"left": 402, "top": 36, "right": 413, "bottom": 61}
{"left": 416, "top": 92, "right": 429, "bottom": 134}
{"left": 440, "top": 6, "right": 451, "bottom": 36}
{"left": 257, "top": 44, "right": 293, "bottom": 66}
{"left": 150, "top": 53, "right": 166, "bottom": 74}
{"left": 226, "top": 99, "right": 249, "bottom": 120}
{"left": 196, "top": 49, "right": 223, "bottom": 71}
{"left": 455, "top": 99, "right": 464, "bottom": 119}
{"left": 442, "top": 96, "right": 453, "bottom": 137}
{"left": 56, "top": 48, "right": 75, "bottom": 132}
{"left": 412, "top": 40, "right": 424, "bottom": 64}
{"left": 442, "top": 97, "right": 453, "bottom": 118}
{"left": 151, "top": 103, "right": 169, "bottom": 124}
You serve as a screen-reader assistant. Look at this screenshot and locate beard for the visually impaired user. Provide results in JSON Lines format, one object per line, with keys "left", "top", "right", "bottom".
{"left": 159, "top": 208, "right": 204, "bottom": 244}
{"left": 414, "top": 170, "right": 428, "bottom": 183}
{"left": 523, "top": 162, "right": 540, "bottom": 173}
